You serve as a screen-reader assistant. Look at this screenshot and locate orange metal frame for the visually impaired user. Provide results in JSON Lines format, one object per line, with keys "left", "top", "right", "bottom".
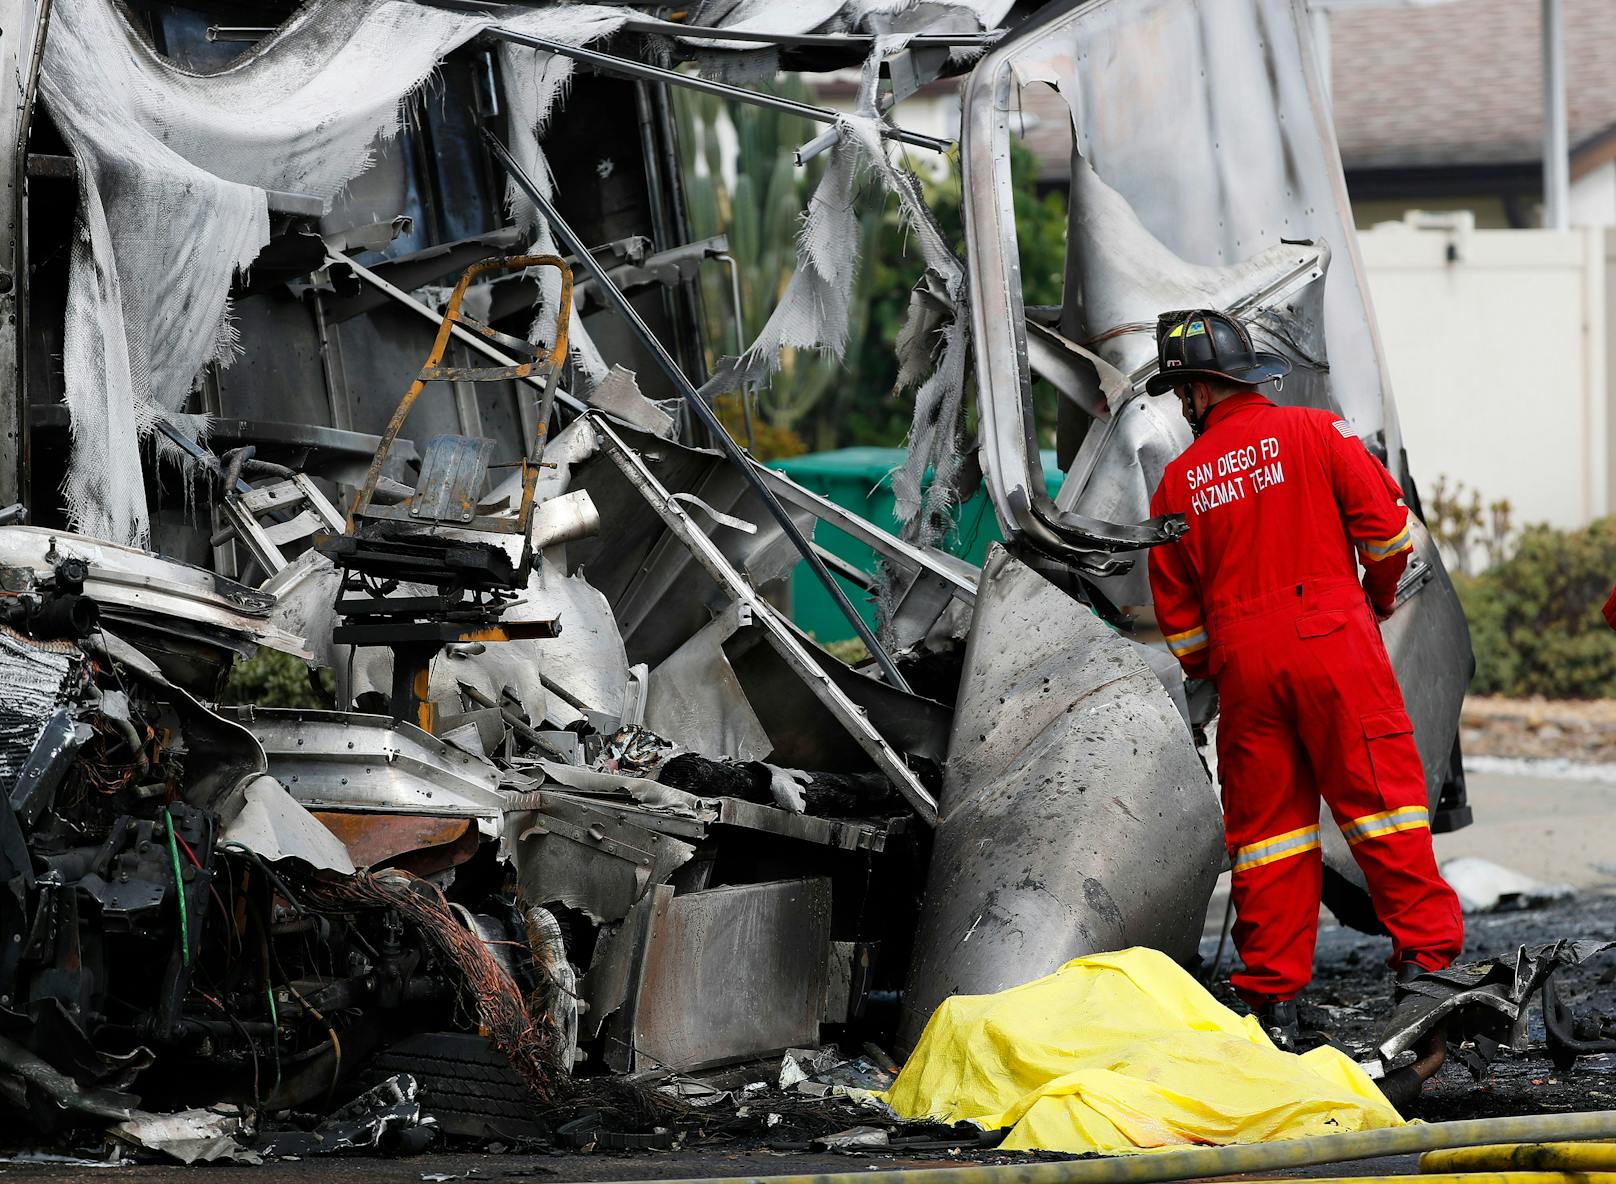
{"left": 344, "top": 254, "right": 574, "bottom": 537}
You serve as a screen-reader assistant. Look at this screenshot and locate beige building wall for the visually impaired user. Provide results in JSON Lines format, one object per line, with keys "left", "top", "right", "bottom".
{"left": 1357, "top": 221, "right": 1610, "bottom": 531}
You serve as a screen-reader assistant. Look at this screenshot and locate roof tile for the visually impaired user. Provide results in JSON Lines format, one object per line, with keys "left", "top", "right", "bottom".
{"left": 1330, "top": 0, "right": 1616, "bottom": 169}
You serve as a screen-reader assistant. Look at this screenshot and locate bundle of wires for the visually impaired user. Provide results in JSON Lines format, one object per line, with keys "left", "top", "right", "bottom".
{"left": 307, "top": 870, "right": 563, "bottom": 1103}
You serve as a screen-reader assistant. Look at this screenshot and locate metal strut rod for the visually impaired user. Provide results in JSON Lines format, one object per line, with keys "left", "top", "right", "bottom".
{"left": 620, "top": 17, "right": 1002, "bottom": 51}
{"left": 486, "top": 28, "right": 953, "bottom": 156}
{"left": 483, "top": 131, "right": 914, "bottom": 695}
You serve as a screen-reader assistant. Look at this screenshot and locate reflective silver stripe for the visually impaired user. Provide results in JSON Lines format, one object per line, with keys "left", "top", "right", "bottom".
{"left": 1232, "top": 826, "right": 1321, "bottom": 873}
{"left": 1167, "top": 628, "right": 1208, "bottom": 655}
{"left": 1360, "top": 525, "right": 1412, "bottom": 559}
{"left": 1342, "top": 805, "right": 1429, "bottom": 845}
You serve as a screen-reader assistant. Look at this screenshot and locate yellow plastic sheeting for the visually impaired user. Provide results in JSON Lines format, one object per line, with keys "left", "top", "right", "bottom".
{"left": 883, "top": 947, "right": 1403, "bottom": 1154}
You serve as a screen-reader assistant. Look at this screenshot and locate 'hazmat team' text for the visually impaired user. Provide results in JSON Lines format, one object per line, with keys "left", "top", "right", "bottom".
{"left": 1186, "top": 437, "right": 1286, "bottom": 515}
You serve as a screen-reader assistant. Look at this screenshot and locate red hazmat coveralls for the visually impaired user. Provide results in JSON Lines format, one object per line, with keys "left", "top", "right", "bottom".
{"left": 1148, "top": 392, "right": 1463, "bottom": 1005}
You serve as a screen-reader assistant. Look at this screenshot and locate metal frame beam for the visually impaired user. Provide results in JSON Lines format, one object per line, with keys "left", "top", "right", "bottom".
{"left": 486, "top": 28, "right": 953, "bottom": 156}
{"left": 620, "top": 17, "right": 1000, "bottom": 51}
{"left": 485, "top": 131, "right": 914, "bottom": 694}
{"left": 0, "top": 0, "right": 50, "bottom": 508}
{"left": 593, "top": 416, "right": 936, "bottom": 824}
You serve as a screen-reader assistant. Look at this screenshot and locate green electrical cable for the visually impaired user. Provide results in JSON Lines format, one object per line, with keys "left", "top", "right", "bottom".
{"left": 265, "top": 983, "right": 282, "bottom": 1098}
{"left": 163, "top": 808, "right": 190, "bottom": 968}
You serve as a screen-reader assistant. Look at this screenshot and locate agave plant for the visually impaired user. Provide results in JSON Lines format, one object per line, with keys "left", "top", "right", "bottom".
{"left": 675, "top": 82, "right": 882, "bottom": 456}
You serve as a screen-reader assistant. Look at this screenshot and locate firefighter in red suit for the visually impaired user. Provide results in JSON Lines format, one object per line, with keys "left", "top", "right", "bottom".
{"left": 1145, "top": 309, "right": 1464, "bottom": 1052}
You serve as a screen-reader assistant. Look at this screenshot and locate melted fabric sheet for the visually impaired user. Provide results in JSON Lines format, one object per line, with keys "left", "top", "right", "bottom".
{"left": 39, "top": 0, "right": 627, "bottom": 546}
{"left": 39, "top": 0, "right": 1004, "bottom": 549}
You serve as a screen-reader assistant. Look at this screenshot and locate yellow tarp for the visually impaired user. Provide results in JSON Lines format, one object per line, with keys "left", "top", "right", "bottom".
{"left": 882, "top": 947, "right": 1403, "bottom": 1154}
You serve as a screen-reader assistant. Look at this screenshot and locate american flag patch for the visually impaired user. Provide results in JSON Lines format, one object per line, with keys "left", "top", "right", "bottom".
{"left": 1333, "top": 419, "right": 1355, "bottom": 438}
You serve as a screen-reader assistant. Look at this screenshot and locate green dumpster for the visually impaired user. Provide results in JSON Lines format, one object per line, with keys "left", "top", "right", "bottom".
{"left": 771, "top": 448, "right": 1067, "bottom": 645}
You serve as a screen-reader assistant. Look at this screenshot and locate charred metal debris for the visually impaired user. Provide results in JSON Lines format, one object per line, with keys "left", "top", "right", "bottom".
{"left": 0, "top": 0, "right": 1544, "bottom": 1163}
{"left": 0, "top": 0, "right": 998, "bottom": 1158}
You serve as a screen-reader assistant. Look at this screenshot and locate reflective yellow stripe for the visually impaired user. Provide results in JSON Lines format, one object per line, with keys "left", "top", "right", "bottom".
{"left": 1343, "top": 805, "right": 1429, "bottom": 846}
{"left": 1232, "top": 825, "right": 1321, "bottom": 873}
{"left": 1359, "top": 523, "right": 1412, "bottom": 561}
{"left": 1166, "top": 625, "right": 1209, "bottom": 657}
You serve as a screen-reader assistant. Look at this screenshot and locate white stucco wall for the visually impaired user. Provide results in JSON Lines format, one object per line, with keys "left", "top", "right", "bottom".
{"left": 1572, "top": 160, "right": 1616, "bottom": 229}
{"left": 1358, "top": 220, "right": 1609, "bottom": 531}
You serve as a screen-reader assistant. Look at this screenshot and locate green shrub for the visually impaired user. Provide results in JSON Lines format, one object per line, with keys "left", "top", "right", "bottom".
{"left": 822, "top": 637, "right": 871, "bottom": 666}
{"left": 1458, "top": 516, "right": 1616, "bottom": 699}
{"left": 221, "top": 648, "right": 334, "bottom": 709}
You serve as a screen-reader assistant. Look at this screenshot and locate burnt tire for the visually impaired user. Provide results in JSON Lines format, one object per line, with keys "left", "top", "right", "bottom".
{"left": 364, "top": 1031, "right": 549, "bottom": 1142}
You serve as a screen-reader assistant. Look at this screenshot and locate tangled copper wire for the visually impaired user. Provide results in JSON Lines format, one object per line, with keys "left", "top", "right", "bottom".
{"left": 81, "top": 715, "right": 150, "bottom": 794}
{"left": 306, "top": 870, "right": 563, "bottom": 1103}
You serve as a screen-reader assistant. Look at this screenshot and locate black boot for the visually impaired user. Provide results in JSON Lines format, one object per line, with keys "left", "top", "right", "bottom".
{"left": 1394, "top": 961, "right": 1425, "bottom": 989}
{"left": 1256, "top": 999, "right": 1301, "bottom": 1053}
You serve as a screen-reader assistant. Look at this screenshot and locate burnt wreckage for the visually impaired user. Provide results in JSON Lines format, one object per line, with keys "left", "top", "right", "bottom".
{"left": 0, "top": 0, "right": 1479, "bottom": 1148}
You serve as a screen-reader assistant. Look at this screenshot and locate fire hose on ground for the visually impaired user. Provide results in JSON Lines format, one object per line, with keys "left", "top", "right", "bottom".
{"left": 581, "top": 1112, "right": 1616, "bottom": 1184}
{"left": 1423, "top": 1142, "right": 1616, "bottom": 1173}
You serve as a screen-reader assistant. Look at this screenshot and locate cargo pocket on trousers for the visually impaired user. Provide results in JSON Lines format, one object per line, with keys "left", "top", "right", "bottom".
{"left": 1360, "top": 707, "right": 1423, "bottom": 804}
{"left": 1296, "top": 610, "right": 1348, "bottom": 639}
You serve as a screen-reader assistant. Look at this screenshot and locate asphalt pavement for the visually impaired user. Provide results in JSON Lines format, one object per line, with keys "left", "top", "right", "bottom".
{"left": 1437, "top": 763, "right": 1616, "bottom": 892}
{"left": 1202, "top": 765, "right": 1616, "bottom": 943}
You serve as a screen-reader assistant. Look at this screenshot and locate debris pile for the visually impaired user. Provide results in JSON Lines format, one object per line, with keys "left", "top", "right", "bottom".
{"left": 0, "top": 429, "right": 946, "bottom": 1154}
{"left": 0, "top": 0, "right": 1508, "bottom": 1165}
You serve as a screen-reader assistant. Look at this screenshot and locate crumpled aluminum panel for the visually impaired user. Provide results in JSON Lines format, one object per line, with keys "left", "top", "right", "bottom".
{"left": 564, "top": 419, "right": 817, "bottom": 673}
{"left": 220, "top": 774, "right": 356, "bottom": 875}
{"left": 0, "top": 525, "right": 305, "bottom": 652}
{"left": 963, "top": 0, "right": 1404, "bottom": 561}
{"left": 608, "top": 878, "right": 832, "bottom": 1072}
{"left": 231, "top": 708, "right": 507, "bottom": 823}
{"left": 898, "top": 548, "right": 1223, "bottom": 1051}
{"left": 643, "top": 611, "right": 772, "bottom": 761}
{"left": 507, "top": 791, "right": 696, "bottom": 924}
